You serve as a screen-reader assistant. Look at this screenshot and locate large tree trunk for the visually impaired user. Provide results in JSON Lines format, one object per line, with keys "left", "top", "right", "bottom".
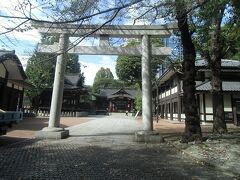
{"left": 209, "top": 7, "right": 227, "bottom": 133}
{"left": 176, "top": 1, "right": 202, "bottom": 142}
{"left": 211, "top": 76, "right": 226, "bottom": 133}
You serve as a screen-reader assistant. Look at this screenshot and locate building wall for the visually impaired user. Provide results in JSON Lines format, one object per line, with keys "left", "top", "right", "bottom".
{"left": 198, "top": 94, "right": 233, "bottom": 121}
{"left": 224, "top": 95, "right": 232, "bottom": 112}
{"left": 1, "top": 86, "right": 20, "bottom": 111}
{"left": 156, "top": 82, "right": 237, "bottom": 123}
{"left": 205, "top": 94, "right": 213, "bottom": 114}
{"left": 156, "top": 75, "right": 180, "bottom": 121}
{"left": 0, "top": 53, "right": 27, "bottom": 112}
{"left": 154, "top": 60, "right": 240, "bottom": 125}
{"left": 0, "top": 64, "right": 6, "bottom": 78}
{"left": 0, "top": 80, "right": 24, "bottom": 111}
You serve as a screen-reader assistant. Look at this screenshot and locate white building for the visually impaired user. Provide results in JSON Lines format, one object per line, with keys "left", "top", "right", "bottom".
{"left": 153, "top": 59, "right": 240, "bottom": 126}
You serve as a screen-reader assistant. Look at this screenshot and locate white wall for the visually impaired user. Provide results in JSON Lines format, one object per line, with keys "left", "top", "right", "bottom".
{"left": 204, "top": 94, "right": 213, "bottom": 121}
{"left": 171, "top": 86, "right": 178, "bottom": 94}
{"left": 159, "top": 86, "right": 178, "bottom": 99}
{"left": 224, "top": 95, "right": 232, "bottom": 112}
{"left": 205, "top": 94, "right": 213, "bottom": 113}
{"left": 166, "top": 90, "right": 171, "bottom": 96}
{"left": 201, "top": 94, "right": 233, "bottom": 121}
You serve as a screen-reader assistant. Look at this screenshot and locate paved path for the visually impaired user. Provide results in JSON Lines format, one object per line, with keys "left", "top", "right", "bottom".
{"left": 0, "top": 115, "right": 238, "bottom": 179}
{"left": 0, "top": 135, "right": 235, "bottom": 179}
{"left": 67, "top": 114, "right": 143, "bottom": 136}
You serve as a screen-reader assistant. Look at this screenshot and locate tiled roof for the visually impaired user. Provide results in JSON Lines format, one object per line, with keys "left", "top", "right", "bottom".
{"left": 196, "top": 81, "right": 240, "bottom": 92}
{"left": 195, "top": 59, "right": 240, "bottom": 68}
{"left": 64, "top": 74, "right": 83, "bottom": 88}
{"left": 0, "top": 50, "right": 11, "bottom": 56}
{"left": 157, "top": 59, "right": 240, "bottom": 85}
{"left": 0, "top": 50, "right": 27, "bottom": 80}
{"left": 98, "top": 88, "right": 138, "bottom": 99}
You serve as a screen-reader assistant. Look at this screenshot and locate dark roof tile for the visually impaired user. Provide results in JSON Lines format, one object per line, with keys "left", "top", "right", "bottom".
{"left": 98, "top": 88, "right": 138, "bottom": 99}
{"left": 196, "top": 81, "right": 240, "bottom": 92}
{"left": 195, "top": 59, "right": 240, "bottom": 68}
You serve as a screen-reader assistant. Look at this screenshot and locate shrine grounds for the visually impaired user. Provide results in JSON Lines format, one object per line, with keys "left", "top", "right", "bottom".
{"left": 0, "top": 114, "right": 239, "bottom": 179}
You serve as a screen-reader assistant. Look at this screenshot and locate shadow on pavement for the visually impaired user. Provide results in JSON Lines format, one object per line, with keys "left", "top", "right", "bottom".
{"left": 0, "top": 136, "right": 33, "bottom": 147}
{"left": 0, "top": 138, "right": 235, "bottom": 179}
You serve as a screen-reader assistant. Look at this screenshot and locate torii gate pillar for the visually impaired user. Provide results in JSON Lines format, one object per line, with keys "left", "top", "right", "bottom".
{"left": 141, "top": 35, "right": 153, "bottom": 131}
{"left": 35, "top": 33, "right": 69, "bottom": 139}
{"left": 135, "top": 35, "right": 164, "bottom": 143}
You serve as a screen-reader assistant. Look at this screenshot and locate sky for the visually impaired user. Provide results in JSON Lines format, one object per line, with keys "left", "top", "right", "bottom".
{"left": 79, "top": 55, "right": 117, "bottom": 85}
{"left": 0, "top": 0, "right": 169, "bottom": 85}
{"left": 0, "top": 0, "right": 128, "bottom": 85}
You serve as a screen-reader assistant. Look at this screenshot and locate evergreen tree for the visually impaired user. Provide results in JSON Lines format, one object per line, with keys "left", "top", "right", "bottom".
{"left": 92, "top": 67, "right": 116, "bottom": 93}
{"left": 25, "top": 35, "right": 84, "bottom": 108}
{"left": 116, "top": 38, "right": 164, "bottom": 89}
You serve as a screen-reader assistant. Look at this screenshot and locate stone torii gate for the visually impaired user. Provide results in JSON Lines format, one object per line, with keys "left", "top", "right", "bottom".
{"left": 34, "top": 23, "right": 175, "bottom": 141}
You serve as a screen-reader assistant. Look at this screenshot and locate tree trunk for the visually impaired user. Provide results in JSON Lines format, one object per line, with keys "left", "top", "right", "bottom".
{"left": 209, "top": 7, "right": 227, "bottom": 133}
{"left": 176, "top": 1, "right": 202, "bottom": 142}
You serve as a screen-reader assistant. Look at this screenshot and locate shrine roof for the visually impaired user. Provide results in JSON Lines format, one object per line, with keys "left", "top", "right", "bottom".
{"left": 98, "top": 88, "right": 138, "bottom": 99}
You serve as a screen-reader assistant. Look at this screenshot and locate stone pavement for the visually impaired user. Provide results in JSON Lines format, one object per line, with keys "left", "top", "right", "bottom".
{"left": 0, "top": 135, "right": 237, "bottom": 179}
{"left": 0, "top": 114, "right": 239, "bottom": 179}
{"left": 3, "top": 116, "right": 94, "bottom": 139}
{"left": 67, "top": 113, "right": 143, "bottom": 136}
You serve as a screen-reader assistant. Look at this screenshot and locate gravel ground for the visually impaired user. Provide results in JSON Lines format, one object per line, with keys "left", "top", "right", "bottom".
{"left": 165, "top": 124, "right": 240, "bottom": 178}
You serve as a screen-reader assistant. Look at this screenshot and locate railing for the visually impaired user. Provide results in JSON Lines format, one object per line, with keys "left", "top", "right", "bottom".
{"left": 0, "top": 111, "right": 23, "bottom": 124}
{"left": 0, "top": 111, "right": 23, "bottom": 135}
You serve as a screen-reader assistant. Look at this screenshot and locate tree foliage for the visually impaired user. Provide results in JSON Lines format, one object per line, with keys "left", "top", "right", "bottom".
{"left": 116, "top": 56, "right": 142, "bottom": 88}
{"left": 222, "top": 23, "right": 240, "bottom": 60}
{"left": 221, "top": 1, "right": 240, "bottom": 60}
{"left": 25, "top": 52, "right": 55, "bottom": 100}
{"left": 192, "top": 0, "right": 240, "bottom": 61}
{"left": 93, "top": 67, "right": 114, "bottom": 83}
{"left": 191, "top": 0, "right": 240, "bottom": 133}
{"left": 116, "top": 38, "right": 164, "bottom": 89}
{"left": 65, "top": 54, "right": 81, "bottom": 74}
{"left": 134, "top": 91, "right": 142, "bottom": 111}
{"left": 92, "top": 67, "right": 115, "bottom": 93}
{"left": 25, "top": 35, "right": 84, "bottom": 106}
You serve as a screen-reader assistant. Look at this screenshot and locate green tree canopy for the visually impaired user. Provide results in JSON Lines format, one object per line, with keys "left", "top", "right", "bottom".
{"left": 93, "top": 67, "right": 114, "bottom": 83}
{"left": 221, "top": 1, "right": 240, "bottom": 60}
{"left": 191, "top": 0, "right": 240, "bottom": 133}
{"left": 92, "top": 67, "right": 116, "bottom": 93}
{"left": 25, "top": 52, "right": 55, "bottom": 100}
{"left": 134, "top": 91, "right": 142, "bottom": 112}
{"left": 115, "top": 38, "right": 164, "bottom": 89}
{"left": 25, "top": 35, "right": 84, "bottom": 106}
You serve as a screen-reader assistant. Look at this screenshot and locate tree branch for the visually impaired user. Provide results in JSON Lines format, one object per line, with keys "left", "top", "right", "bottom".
{"left": 0, "top": 0, "right": 142, "bottom": 24}
{"left": 0, "top": 19, "right": 29, "bottom": 35}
